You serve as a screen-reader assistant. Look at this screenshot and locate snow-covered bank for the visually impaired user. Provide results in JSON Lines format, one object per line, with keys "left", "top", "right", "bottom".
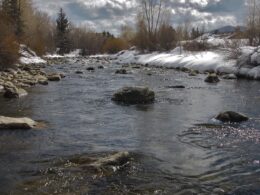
{"left": 19, "top": 45, "right": 46, "bottom": 65}
{"left": 113, "top": 46, "right": 260, "bottom": 80}
{"left": 44, "top": 49, "right": 81, "bottom": 59}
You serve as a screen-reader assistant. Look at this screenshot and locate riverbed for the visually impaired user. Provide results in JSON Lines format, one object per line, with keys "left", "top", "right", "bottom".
{"left": 0, "top": 57, "right": 260, "bottom": 194}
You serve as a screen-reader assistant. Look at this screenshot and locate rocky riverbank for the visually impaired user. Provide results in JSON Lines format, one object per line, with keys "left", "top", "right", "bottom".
{"left": 0, "top": 63, "right": 64, "bottom": 99}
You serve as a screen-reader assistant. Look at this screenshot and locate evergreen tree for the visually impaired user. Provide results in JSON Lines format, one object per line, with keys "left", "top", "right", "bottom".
{"left": 56, "top": 8, "right": 70, "bottom": 55}
{"left": 2, "top": 0, "right": 23, "bottom": 38}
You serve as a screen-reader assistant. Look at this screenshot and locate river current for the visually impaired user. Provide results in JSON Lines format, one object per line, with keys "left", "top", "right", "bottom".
{"left": 0, "top": 58, "right": 260, "bottom": 194}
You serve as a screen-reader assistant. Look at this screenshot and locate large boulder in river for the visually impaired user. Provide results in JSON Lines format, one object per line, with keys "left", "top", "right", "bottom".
{"left": 205, "top": 73, "right": 220, "bottom": 83}
{"left": 112, "top": 87, "right": 155, "bottom": 104}
{"left": 4, "top": 86, "right": 28, "bottom": 98}
{"left": 216, "top": 111, "right": 249, "bottom": 123}
{"left": 0, "top": 116, "right": 37, "bottom": 129}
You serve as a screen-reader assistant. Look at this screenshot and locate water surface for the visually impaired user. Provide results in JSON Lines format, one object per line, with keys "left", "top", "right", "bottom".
{"left": 0, "top": 58, "right": 260, "bottom": 194}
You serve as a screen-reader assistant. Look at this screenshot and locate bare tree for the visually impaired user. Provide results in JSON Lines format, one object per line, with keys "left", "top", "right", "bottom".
{"left": 134, "top": 0, "right": 177, "bottom": 51}
{"left": 139, "top": 0, "right": 165, "bottom": 50}
{"left": 176, "top": 25, "right": 184, "bottom": 54}
{"left": 246, "top": 0, "right": 260, "bottom": 46}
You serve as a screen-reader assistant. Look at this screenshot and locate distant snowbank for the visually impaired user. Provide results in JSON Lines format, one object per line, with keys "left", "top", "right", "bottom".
{"left": 45, "top": 49, "right": 81, "bottom": 58}
{"left": 19, "top": 45, "right": 46, "bottom": 64}
{"left": 114, "top": 46, "right": 260, "bottom": 80}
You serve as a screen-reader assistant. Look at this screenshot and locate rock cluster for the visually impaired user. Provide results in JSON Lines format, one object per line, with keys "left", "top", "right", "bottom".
{"left": 0, "top": 64, "right": 63, "bottom": 98}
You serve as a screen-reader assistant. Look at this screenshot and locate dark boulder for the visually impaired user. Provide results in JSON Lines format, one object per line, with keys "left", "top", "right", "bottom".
{"left": 112, "top": 87, "right": 155, "bottom": 104}
{"left": 216, "top": 111, "right": 249, "bottom": 123}
{"left": 47, "top": 74, "right": 61, "bottom": 81}
{"left": 87, "top": 67, "right": 95, "bottom": 71}
{"left": 166, "top": 85, "right": 185, "bottom": 89}
{"left": 75, "top": 70, "right": 84, "bottom": 74}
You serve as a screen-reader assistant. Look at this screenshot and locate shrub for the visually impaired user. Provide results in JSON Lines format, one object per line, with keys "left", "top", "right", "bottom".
{"left": 102, "top": 38, "right": 128, "bottom": 54}
{"left": 0, "top": 11, "right": 19, "bottom": 70}
{"left": 183, "top": 40, "right": 211, "bottom": 52}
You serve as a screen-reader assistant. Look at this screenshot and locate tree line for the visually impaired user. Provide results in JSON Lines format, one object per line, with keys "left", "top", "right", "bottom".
{"left": 0, "top": 0, "right": 128, "bottom": 69}
{"left": 0, "top": 0, "right": 260, "bottom": 69}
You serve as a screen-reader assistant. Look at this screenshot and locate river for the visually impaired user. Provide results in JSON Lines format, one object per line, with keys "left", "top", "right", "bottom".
{"left": 0, "top": 58, "right": 260, "bottom": 194}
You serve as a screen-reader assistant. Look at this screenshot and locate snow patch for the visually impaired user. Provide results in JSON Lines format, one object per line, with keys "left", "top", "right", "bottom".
{"left": 114, "top": 46, "right": 260, "bottom": 80}
{"left": 19, "top": 45, "right": 46, "bottom": 64}
{"left": 45, "top": 49, "right": 82, "bottom": 58}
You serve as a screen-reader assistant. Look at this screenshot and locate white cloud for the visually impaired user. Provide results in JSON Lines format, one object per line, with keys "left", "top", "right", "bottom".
{"left": 32, "top": 0, "right": 247, "bottom": 35}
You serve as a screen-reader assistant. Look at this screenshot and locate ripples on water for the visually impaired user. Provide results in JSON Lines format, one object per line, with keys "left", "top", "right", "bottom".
{"left": 0, "top": 58, "right": 260, "bottom": 194}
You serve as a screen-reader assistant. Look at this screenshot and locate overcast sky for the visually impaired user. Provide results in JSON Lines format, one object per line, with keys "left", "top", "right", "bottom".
{"left": 32, "top": 0, "right": 247, "bottom": 35}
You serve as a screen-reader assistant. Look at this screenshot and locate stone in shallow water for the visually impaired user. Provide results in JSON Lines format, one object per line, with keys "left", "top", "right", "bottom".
{"left": 115, "top": 69, "right": 127, "bottom": 74}
{"left": 166, "top": 85, "right": 185, "bottom": 89}
{"left": 90, "top": 151, "right": 130, "bottom": 168}
{"left": 0, "top": 116, "right": 37, "bottom": 129}
{"left": 205, "top": 73, "right": 220, "bottom": 83}
{"left": 216, "top": 111, "right": 249, "bottom": 123}
{"left": 4, "top": 87, "right": 28, "bottom": 98}
{"left": 112, "top": 87, "right": 155, "bottom": 104}
{"left": 47, "top": 74, "right": 61, "bottom": 81}
{"left": 86, "top": 67, "right": 95, "bottom": 71}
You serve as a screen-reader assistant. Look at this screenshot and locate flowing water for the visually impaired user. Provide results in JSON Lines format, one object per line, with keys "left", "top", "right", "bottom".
{"left": 0, "top": 58, "right": 260, "bottom": 194}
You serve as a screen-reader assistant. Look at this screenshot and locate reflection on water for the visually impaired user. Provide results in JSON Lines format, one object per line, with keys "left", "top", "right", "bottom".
{"left": 0, "top": 59, "right": 260, "bottom": 194}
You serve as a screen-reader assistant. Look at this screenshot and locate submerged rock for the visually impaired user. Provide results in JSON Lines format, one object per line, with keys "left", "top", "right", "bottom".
{"left": 216, "top": 111, "right": 249, "bottom": 123}
{"left": 90, "top": 151, "right": 130, "bottom": 168}
{"left": 0, "top": 116, "right": 37, "bottom": 129}
{"left": 166, "top": 85, "right": 185, "bottom": 89}
{"left": 205, "top": 73, "right": 220, "bottom": 83}
{"left": 112, "top": 87, "right": 155, "bottom": 104}
{"left": 115, "top": 69, "right": 127, "bottom": 74}
{"left": 4, "top": 86, "right": 28, "bottom": 98}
